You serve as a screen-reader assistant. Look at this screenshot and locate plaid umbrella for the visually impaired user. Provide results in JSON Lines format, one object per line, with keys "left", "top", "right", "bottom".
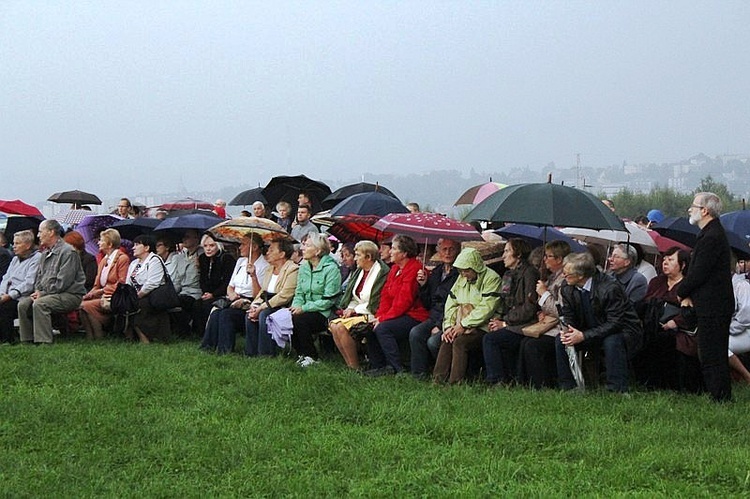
{"left": 56, "top": 209, "right": 95, "bottom": 226}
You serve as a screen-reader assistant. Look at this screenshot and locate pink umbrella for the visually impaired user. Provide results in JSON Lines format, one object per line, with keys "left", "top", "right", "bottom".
{"left": 157, "top": 198, "right": 214, "bottom": 211}
{"left": 372, "top": 212, "right": 482, "bottom": 245}
{"left": 454, "top": 181, "right": 507, "bottom": 206}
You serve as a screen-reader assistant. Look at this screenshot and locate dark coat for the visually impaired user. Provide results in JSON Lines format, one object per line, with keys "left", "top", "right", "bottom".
{"left": 419, "top": 263, "right": 459, "bottom": 325}
{"left": 499, "top": 262, "right": 540, "bottom": 331}
{"left": 677, "top": 217, "right": 733, "bottom": 318}
{"left": 560, "top": 270, "right": 643, "bottom": 356}
{"left": 198, "top": 251, "right": 236, "bottom": 298}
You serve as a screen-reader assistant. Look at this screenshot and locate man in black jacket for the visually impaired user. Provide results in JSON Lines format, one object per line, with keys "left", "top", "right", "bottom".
{"left": 677, "top": 192, "right": 734, "bottom": 402}
{"left": 408, "top": 238, "right": 460, "bottom": 378}
{"left": 556, "top": 252, "right": 642, "bottom": 392}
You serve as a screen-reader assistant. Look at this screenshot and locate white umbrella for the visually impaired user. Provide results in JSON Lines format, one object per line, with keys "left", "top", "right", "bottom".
{"left": 560, "top": 221, "right": 658, "bottom": 254}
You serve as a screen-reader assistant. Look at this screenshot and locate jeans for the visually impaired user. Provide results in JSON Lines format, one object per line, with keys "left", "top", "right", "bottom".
{"left": 555, "top": 332, "right": 629, "bottom": 392}
{"left": 200, "top": 307, "right": 246, "bottom": 354}
{"left": 367, "top": 315, "right": 420, "bottom": 372}
{"left": 245, "top": 307, "right": 278, "bottom": 356}
{"left": 409, "top": 319, "right": 441, "bottom": 375}
{"left": 483, "top": 328, "right": 525, "bottom": 384}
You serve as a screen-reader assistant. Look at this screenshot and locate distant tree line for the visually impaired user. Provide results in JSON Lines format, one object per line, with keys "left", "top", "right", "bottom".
{"left": 603, "top": 176, "right": 747, "bottom": 220}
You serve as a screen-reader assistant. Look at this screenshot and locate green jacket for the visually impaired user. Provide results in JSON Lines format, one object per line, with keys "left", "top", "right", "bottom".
{"left": 292, "top": 254, "right": 342, "bottom": 317}
{"left": 443, "top": 248, "right": 501, "bottom": 331}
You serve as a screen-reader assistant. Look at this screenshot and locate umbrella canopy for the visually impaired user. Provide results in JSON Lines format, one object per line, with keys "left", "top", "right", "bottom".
{"left": 55, "top": 209, "right": 95, "bottom": 226}
{"left": 229, "top": 187, "right": 267, "bottom": 207}
{"left": 329, "top": 191, "right": 409, "bottom": 218}
{"left": 153, "top": 212, "right": 223, "bottom": 236}
{"left": 646, "top": 230, "right": 691, "bottom": 253}
{"left": 207, "top": 217, "right": 294, "bottom": 245}
{"left": 560, "top": 221, "right": 658, "bottom": 254}
{"left": 495, "top": 224, "right": 587, "bottom": 253}
{"left": 111, "top": 217, "right": 162, "bottom": 241}
{"left": 373, "top": 212, "right": 482, "bottom": 245}
{"left": 651, "top": 217, "right": 698, "bottom": 247}
{"left": 325, "top": 215, "right": 390, "bottom": 244}
{"left": 47, "top": 189, "right": 102, "bottom": 206}
{"left": 0, "top": 199, "right": 43, "bottom": 217}
{"left": 321, "top": 182, "right": 399, "bottom": 210}
{"left": 261, "top": 175, "right": 332, "bottom": 214}
{"left": 0, "top": 214, "right": 44, "bottom": 241}
{"left": 454, "top": 181, "right": 507, "bottom": 206}
{"left": 157, "top": 197, "right": 214, "bottom": 211}
{"left": 464, "top": 182, "right": 626, "bottom": 231}
{"left": 76, "top": 214, "right": 123, "bottom": 256}
{"left": 721, "top": 210, "right": 750, "bottom": 242}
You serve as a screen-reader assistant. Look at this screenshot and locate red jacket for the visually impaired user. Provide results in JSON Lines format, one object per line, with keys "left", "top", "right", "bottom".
{"left": 376, "top": 257, "right": 429, "bottom": 323}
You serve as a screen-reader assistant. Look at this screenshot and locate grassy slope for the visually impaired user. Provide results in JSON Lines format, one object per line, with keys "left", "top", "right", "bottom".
{"left": 1, "top": 340, "right": 749, "bottom": 497}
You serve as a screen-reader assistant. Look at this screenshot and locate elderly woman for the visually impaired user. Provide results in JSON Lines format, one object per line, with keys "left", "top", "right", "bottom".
{"left": 245, "top": 239, "right": 299, "bottom": 356}
{"left": 126, "top": 234, "right": 170, "bottom": 343}
{"left": 0, "top": 230, "right": 41, "bottom": 343}
{"left": 517, "top": 240, "right": 572, "bottom": 388}
{"left": 338, "top": 243, "right": 357, "bottom": 291}
{"left": 251, "top": 201, "right": 267, "bottom": 218}
{"left": 289, "top": 233, "right": 342, "bottom": 367}
{"left": 364, "top": 235, "right": 429, "bottom": 376}
{"left": 191, "top": 233, "right": 236, "bottom": 337}
{"left": 329, "top": 240, "right": 389, "bottom": 369}
{"left": 63, "top": 231, "right": 97, "bottom": 291}
{"left": 79, "top": 228, "right": 130, "bottom": 340}
{"left": 200, "top": 234, "right": 268, "bottom": 354}
{"left": 482, "top": 238, "right": 540, "bottom": 385}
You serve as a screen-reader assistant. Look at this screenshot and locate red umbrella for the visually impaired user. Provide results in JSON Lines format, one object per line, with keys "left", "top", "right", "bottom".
{"left": 157, "top": 198, "right": 214, "bottom": 211}
{"left": 646, "top": 229, "right": 691, "bottom": 252}
{"left": 0, "top": 199, "right": 43, "bottom": 217}
{"left": 372, "top": 212, "right": 482, "bottom": 245}
{"left": 327, "top": 215, "right": 392, "bottom": 243}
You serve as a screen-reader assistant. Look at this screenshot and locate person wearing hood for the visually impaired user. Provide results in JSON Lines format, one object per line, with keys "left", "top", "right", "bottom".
{"left": 0, "top": 230, "right": 42, "bottom": 343}
{"left": 433, "top": 247, "right": 502, "bottom": 383}
{"left": 607, "top": 243, "right": 648, "bottom": 304}
{"left": 289, "top": 233, "right": 342, "bottom": 367}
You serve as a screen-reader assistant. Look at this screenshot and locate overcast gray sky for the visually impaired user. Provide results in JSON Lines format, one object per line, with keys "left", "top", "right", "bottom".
{"left": 2, "top": 1, "right": 748, "bottom": 204}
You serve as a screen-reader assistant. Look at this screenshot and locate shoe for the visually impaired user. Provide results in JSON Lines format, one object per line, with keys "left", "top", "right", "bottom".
{"left": 297, "top": 356, "right": 318, "bottom": 368}
{"left": 363, "top": 366, "right": 396, "bottom": 377}
{"left": 295, "top": 355, "right": 305, "bottom": 366}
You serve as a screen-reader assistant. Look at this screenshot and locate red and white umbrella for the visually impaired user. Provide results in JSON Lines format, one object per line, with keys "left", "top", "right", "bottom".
{"left": 372, "top": 212, "right": 482, "bottom": 245}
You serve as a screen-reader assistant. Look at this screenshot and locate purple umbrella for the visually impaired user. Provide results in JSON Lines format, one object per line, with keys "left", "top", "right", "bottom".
{"left": 76, "top": 214, "right": 123, "bottom": 256}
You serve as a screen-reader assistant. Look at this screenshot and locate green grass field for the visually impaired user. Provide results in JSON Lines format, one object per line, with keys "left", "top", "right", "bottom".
{"left": 2, "top": 339, "right": 749, "bottom": 497}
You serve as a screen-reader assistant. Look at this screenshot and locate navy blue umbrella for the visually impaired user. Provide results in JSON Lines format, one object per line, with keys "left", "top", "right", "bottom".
{"left": 495, "top": 224, "right": 587, "bottom": 252}
{"left": 111, "top": 217, "right": 162, "bottom": 240}
{"left": 153, "top": 212, "right": 223, "bottom": 236}
{"left": 654, "top": 215, "right": 750, "bottom": 259}
{"left": 329, "top": 191, "right": 409, "bottom": 217}
{"left": 322, "top": 182, "right": 399, "bottom": 210}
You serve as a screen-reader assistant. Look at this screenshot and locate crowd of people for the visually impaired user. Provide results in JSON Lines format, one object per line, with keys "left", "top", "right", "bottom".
{"left": 1, "top": 191, "right": 748, "bottom": 402}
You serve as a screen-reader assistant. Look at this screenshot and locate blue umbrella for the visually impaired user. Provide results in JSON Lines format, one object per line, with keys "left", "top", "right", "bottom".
{"left": 153, "top": 212, "right": 223, "bottom": 236}
{"left": 654, "top": 215, "right": 750, "bottom": 259}
{"left": 495, "top": 224, "right": 587, "bottom": 252}
{"left": 329, "top": 191, "right": 409, "bottom": 217}
{"left": 721, "top": 210, "right": 750, "bottom": 241}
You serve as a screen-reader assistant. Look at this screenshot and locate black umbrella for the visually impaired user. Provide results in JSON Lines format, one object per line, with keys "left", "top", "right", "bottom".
{"left": 111, "top": 218, "right": 162, "bottom": 240}
{"left": 321, "top": 182, "right": 399, "bottom": 210}
{"left": 229, "top": 187, "right": 267, "bottom": 206}
{"left": 464, "top": 182, "right": 625, "bottom": 231}
{"left": 47, "top": 189, "right": 102, "bottom": 207}
{"left": 0, "top": 215, "right": 44, "bottom": 241}
{"left": 153, "top": 212, "right": 223, "bottom": 237}
{"left": 261, "top": 175, "right": 332, "bottom": 214}
{"left": 653, "top": 216, "right": 750, "bottom": 259}
{"left": 329, "top": 191, "right": 409, "bottom": 217}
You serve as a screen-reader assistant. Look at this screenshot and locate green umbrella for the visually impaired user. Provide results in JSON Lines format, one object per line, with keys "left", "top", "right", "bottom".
{"left": 464, "top": 182, "right": 625, "bottom": 231}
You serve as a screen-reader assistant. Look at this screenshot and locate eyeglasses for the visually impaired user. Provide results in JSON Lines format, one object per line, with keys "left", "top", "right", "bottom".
{"left": 690, "top": 204, "right": 704, "bottom": 210}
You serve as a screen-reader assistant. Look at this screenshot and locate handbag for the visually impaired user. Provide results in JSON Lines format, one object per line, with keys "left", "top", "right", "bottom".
{"left": 521, "top": 315, "right": 559, "bottom": 338}
{"left": 148, "top": 258, "right": 181, "bottom": 311}
{"left": 110, "top": 283, "right": 139, "bottom": 315}
{"left": 659, "top": 303, "right": 681, "bottom": 325}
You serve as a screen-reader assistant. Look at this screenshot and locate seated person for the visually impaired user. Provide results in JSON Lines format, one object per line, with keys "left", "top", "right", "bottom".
{"left": 0, "top": 230, "right": 41, "bottom": 344}
{"left": 191, "top": 234, "right": 236, "bottom": 337}
{"left": 409, "top": 238, "right": 460, "bottom": 378}
{"left": 63, "top": 231, "right": 97, "bottom": 291}
{"left": 80, "top": 229, "right": 130, "bottom": 340}
{"left": 245, "top": 239, "right": 299, "bottom": 356}
{"left": 290, "top": 204, "right": 319, "bottom": 243}
{"left": 200, "top": 234, "right": 267, "bottom": 354}
{"left": 607, "top": 243, "right": 648, "bottom": 304}
{"left": 272, "top": 202, "right": 293, "bottom": 232}
{"left": 728, "top": 253, "right": 750, "bottom": 383}
{"left": 329, "top": 241, "right": 389, "bottom": 369}
{"left": 18, "top": 220, "right": 86, "bottom": 344}
{"left": 126, "top": 235, "right": 171, "bottom": 343}
{"left": 364, "top": 235, "right": 429, "bottom": 376}
{"left": 289, "top": 233, "right": 341, "bottom": 367}
{"left": 338, "top": 243, "right": 356, "bottom": 291}
{"left": 556, "top": 252, "right": 643, "bottom": 393}
{"left": 251, "top": 201, "right": 267, "bottom": 218}
{"left": 433, "top": 247, "right": 502, "bottom": 384}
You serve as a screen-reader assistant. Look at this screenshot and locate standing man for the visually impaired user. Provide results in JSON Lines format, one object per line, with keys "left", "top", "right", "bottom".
{"left": 290, "top": 204, "right": 319, "bottom": 243}
{"left": 17, "top": 220, "right": 86, "bottom": 344}
{"left": 677, "top": 192, "right": 734, "bottom": 402}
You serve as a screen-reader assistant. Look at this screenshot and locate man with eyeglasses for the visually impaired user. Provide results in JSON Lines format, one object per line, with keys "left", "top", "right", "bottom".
{"left": 677, "top": 192, "right": 734, "bottom": 402}
{"left": 606, "top": 243, "right": 647, "bottom": 304}
{"left": 17, "top": 220, "right": 86, "bottom": 344}
{"left": 556, "top": 251, "right": 642, "bottom": 393}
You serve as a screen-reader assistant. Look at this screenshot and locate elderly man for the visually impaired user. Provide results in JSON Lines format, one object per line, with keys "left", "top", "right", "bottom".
{"left": 408, "top": 238, "right": 460, "bottom": 378}
{"left": 0, "top": 230, "right": 42, "bottom": 343}
{"left": 433, "top": 247, "right": 502, "bottom": 384}
{"left": 677, "top": 192, "right": 734, "bottom": 402}
{"left": 607, "top": 243, "right": 647, "bottom": 304}
{"left": 290, "top": 204, "right": 319, "bottom": 243}
{"left": 556, "top": 252, "right": 642, "bottom": 393}
{"left": 17, "top": 220, "right": 86, "bottom": 344}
